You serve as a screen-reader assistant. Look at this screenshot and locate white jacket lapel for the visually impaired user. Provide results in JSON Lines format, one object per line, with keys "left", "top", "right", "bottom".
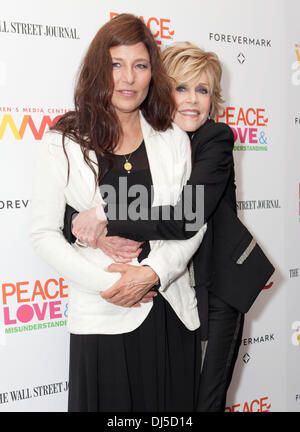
{"left": 66, "top": 139, "right": 105, "bottom": 209}
{"left": 140, "top": 112, "right": 179, "bottom": 206}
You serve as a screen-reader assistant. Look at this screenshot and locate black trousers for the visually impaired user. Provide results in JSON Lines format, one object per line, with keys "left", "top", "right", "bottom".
{"left": 197, "top": 291, "right": 244, "bottom": 412}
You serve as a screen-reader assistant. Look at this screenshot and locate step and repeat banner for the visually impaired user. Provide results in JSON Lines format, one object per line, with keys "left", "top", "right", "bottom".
{"left": 0, "top": 0, "right": 299, "bottom": 412}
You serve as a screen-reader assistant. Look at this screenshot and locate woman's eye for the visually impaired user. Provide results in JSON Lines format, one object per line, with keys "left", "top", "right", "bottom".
{"left": 175, "top": 86, "right": 186, "bottom": 92}
{"left": 112, "top": 62, "right": 121, "bottom": 68}
{"left": 136, "top": 63, "right": 148, "bottom": 69}
{"left": 196, "top": 87, "right": 208, "bottom": 94}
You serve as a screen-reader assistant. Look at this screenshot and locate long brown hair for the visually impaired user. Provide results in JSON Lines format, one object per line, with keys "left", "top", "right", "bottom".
{"left": 52, "top": 13, "right": 175, "bottom": 183}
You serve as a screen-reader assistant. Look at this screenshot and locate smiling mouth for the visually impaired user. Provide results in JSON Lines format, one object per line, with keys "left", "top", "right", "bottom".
{"left": 178, "top": 110, "right": 200, "bottom": 117}
{"left": 118, "top": 90, "right": 137, "bottom": 96}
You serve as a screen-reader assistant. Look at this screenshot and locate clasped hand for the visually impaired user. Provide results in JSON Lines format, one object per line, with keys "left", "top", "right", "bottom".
{"left": 71, "top": 207, "right": 159, "bottom": 307}
{"left": 72, "top": 207, "right": 106, "bottom": 248}
{"left": 72, "top": 207, "right": 143, "bottom": 262}
{"left": 101, "top": 263, "right": 159, "bottom": 307}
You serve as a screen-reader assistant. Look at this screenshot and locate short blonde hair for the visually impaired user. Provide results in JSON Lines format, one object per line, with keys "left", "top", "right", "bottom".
{"left": 161, "top": 42, "right": 224, "bottom": 119}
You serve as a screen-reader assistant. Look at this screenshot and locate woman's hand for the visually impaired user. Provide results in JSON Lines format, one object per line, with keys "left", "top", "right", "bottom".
{"left": 96, "top": 229, "right": 143, "bottom": 263}
{"left": 72, "top": 207, "right": 107, "bottom": 248}
{"left": 101, "top": 264, "right": 159, "bottom": 307}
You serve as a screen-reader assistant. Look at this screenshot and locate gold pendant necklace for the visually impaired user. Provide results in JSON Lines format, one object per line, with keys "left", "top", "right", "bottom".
{"left": 123, "top": 153, "right": 133, "bottom": 174}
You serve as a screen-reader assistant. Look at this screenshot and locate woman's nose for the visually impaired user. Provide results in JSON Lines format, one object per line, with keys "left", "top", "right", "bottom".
{"left": 122, "top": 66, "right": 135, "bottom": 84}
{"left": 186, "top": 90, "right": 197, "bottom": 103}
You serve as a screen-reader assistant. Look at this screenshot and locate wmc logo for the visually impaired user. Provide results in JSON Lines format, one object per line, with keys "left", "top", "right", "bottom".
{"left": 0, "top": 114, "right": 61, "bottom": 140}
{"left": 110, "top": 12, "right": 174, "bottom": 50}
{"left": 216, "top": 106, "right": 269, "bottom": 151}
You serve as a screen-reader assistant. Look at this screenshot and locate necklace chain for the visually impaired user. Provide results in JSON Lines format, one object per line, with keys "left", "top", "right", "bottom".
{"left": 121, "top": 138, "right": 143, "bottom": 174}
{"left": 123, "top": 151, "right": 133, "bottom": 174}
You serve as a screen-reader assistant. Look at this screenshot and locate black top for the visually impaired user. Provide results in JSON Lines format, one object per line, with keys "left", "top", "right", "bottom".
{"left": 101, "top": 140, "right": 152, "bottom": 199}
{"left": 100, "top": 140, "right": 153, "bottom": 261}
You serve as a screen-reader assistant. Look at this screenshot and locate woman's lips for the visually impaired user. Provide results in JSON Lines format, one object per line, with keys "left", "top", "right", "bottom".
{"left": 117, "top": 90, "right": 137, "bottom": 96}
{"left": 178, "top": 110, "right": 200, "bottom": 116}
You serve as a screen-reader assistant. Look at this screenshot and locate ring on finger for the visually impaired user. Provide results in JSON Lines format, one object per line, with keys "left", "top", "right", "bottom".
{"left": 75, "top": 239, "right": 88, "bottom": 248}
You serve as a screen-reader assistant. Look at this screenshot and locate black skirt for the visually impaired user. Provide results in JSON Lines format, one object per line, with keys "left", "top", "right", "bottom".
{"left": 68, "top": 293, "right": 202, "bottom": 412}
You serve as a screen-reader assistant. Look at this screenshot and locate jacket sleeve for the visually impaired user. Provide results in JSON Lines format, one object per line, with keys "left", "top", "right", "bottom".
{"left": 141, "top": 224, "right": 207, "bottom": 290}
{"left": 63, "top": 204, "right": 78, "bottom": 243}
{"left": 30, "top": 134, "right": 120, "bottom": 294}
{"left": 106, "top": 121, "right": 234, "bottom": 240}
{"left": 189, "top": 121, "right": 234, "bottom": 220}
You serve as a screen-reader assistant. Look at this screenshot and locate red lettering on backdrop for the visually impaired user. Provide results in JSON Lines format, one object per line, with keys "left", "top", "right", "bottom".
{"left": 2, "top": 278, "right": 68, "bottom": 304}
{"left": 109, "top": 12, "right": 174, "bottom": 43}
{"left": 216, "top": 107, "right": 267, "bottom": 127}
{"left": 225, "top": 396, "right": 271, "bottom": 412}
{"left": 147, "top": 17, "right": 159, "bottom": 37}
{"left": 160, "top": 19, "right": 172, "bottom": 39}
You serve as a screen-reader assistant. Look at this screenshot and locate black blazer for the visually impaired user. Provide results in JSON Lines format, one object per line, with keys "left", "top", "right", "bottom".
{"left": 63, "top": 120, "right": 274, "bottom": 313}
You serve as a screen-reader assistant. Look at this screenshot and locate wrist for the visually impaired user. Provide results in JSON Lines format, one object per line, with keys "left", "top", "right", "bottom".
{"left": 96, "top": 203, "right": 108, "bottom": 223}
{"left": 142, "top": 265, "right": 159, "bottom": 286}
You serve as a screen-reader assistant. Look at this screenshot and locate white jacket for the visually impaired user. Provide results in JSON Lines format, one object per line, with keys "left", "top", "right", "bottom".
{"left": 30, "top": 112, "right": 206, "bottom": 334}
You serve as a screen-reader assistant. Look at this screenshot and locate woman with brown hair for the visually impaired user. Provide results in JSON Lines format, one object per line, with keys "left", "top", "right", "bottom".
{"left": 30, "top": 15, "right": 206, "bottom": 411}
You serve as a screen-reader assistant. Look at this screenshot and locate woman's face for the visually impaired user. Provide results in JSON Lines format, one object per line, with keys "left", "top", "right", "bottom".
{"left": 172, "top": 72, "right": 211, "bottom": 132}
{"left": 110, "top": 43, "right": 152, "bottom": 118}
